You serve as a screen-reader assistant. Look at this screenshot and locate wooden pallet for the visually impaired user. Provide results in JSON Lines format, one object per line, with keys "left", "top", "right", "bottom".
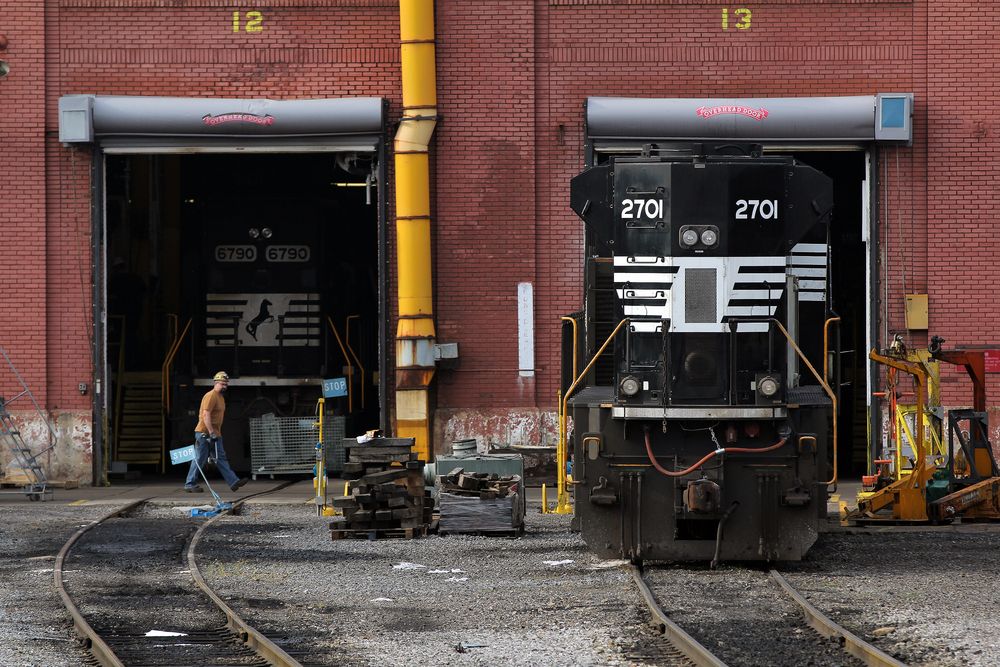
{"left": 330, "top": 524, "right": 429, "bottom": 540}
{"left": 438, "top": 526, "right": 525, "bottom": 538}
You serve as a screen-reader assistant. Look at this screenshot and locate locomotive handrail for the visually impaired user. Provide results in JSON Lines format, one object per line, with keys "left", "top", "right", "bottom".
{"left": 345, "top": 315, "right": 366, "bottom": 411}
{"left": 553, "top": 318, "right": 630, "bottom": 514}
{"left": 560, "top": 316, "right": 579, "bottom": 383}
{"left": 161, "top": 317, "right": 192, "bottom": 474}
{"left": 770, "top": 318, "right": 839, "bottom": 487}
{"left": 823, "top": 316, "right": 841, "bottom": 384}
{"left": 325, "top": 317, "right": 354, "bottom": 413}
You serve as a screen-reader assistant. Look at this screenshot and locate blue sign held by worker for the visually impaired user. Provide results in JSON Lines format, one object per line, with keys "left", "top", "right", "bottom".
{"left": 169, "top": 444, "right": 196, "bottom": 466}
{"left": 322, "top": 377, "right": 348, "bottom": 399}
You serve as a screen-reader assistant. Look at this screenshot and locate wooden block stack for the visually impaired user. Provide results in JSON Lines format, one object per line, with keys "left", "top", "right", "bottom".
{"left": 439, "top": 469, "right": 520, "bottom": 499}
{"left": 438, "top": 469, "right": 525, "bottom": 535}
{"left": 329, "top": 438, "right": 433, "bottom": 539}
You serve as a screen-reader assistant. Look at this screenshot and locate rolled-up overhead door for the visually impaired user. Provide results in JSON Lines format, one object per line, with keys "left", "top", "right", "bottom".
{"left": 585, "top": 94, "right": 912, "bottom": 146}
{"left": 58, "top": 95, "right": 385, "bottom": 153}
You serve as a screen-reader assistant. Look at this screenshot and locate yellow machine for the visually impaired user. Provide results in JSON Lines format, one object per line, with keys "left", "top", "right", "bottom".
{"left": 861, "top": 346, "right": 946, "bottom": 493}
{"left": 849, "top": 338, "right": 1000, "bottom": 524}
{"left": 850, "top": 348, "right": 935, "bottom": 522}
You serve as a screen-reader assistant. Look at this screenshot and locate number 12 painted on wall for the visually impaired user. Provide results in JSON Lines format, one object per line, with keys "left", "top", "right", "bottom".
{"left": 233, "top": 11, "right": 264, "bottom": 33}
{"left": 721, "top": 8, "right": 751, "bottom": 30}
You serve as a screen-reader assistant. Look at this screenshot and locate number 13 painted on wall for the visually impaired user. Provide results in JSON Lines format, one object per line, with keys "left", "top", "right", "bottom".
{"left": 232, "top": 11, "right": 264, "bottom": 33}
{"left": 721, "top": 8, "right": 751, "bottom": 30}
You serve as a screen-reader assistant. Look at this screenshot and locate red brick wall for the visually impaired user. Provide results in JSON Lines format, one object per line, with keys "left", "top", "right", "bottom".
{"left": 7, "top": 0, "right": 1000, "bottom": 461}
{"left": 922, "top": 0, "right": 1000, "bottom": 406}
{"left": 0, "top": 1, "right": 48, "bottom": 403}
{"left": 434, "top": 0, "right": 538, "bottom": 409}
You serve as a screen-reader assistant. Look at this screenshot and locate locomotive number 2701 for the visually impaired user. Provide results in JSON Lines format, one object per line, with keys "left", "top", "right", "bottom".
{"left": 735, "top": 199, "right": 778, "bottom": 220}
{"left": 620, "top": 198, "right": 664, "bottom": 221}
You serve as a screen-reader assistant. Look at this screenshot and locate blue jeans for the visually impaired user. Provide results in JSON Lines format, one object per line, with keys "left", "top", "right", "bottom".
{"left": 185, "top": 432, "right": 240, "bottom": 488}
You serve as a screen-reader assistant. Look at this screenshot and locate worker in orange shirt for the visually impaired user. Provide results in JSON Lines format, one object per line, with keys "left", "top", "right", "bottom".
{"left": 183, "top": 371, "right": 249, "bottom": 493}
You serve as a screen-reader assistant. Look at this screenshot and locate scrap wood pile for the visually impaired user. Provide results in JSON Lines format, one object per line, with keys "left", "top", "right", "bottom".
{"left": 329, "top": 437, "right": 433, "bottom": 539}
{"left": 437, "top": 468, "right": 525, "bottom": 535}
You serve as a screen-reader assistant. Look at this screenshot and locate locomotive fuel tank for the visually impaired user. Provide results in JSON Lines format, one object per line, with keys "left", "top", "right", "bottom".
{"left": 568, "top": 148, "right": 834, "bottom": 562}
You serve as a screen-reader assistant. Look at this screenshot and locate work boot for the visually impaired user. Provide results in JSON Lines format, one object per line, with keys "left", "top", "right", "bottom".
{"left": 230, "top": 478, "right": 249, "bottom": 492}
{"left": 184, "top": 484, "right": 203, "bottom": 493}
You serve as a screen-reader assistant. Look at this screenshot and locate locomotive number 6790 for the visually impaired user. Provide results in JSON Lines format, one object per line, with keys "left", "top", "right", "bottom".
{"left": 265, "top": 245, "right": 311, "bottom": 262}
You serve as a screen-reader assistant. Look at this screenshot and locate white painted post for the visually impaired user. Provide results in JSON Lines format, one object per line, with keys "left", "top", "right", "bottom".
{"left": 517, "top": 282, "right": 534, "bottom": 378}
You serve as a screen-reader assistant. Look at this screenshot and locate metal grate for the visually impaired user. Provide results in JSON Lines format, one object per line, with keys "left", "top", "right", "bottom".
{"left": 249, "top": 414, "right": 345, "bottom": 476}
{"left": 685, "top": 268, "right": 717, "bottom": 323}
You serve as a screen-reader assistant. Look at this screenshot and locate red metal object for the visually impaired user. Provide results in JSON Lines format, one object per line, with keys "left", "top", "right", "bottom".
{"left": 930, "top": 341, "right": 987, "bottom": 412}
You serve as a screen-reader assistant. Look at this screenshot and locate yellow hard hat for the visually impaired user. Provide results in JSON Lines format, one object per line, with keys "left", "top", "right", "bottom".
{"left": 213, "top": 371, "right": 230, "bottom": 383}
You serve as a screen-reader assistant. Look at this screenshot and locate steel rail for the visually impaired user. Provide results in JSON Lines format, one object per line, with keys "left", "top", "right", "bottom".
{"left": 55, "top": 482, "right": 301, "bottom": 667}
{"left": 770, "top": 569, "right": 908, "bottom": 667}
{"left": 628, "top": 564, "right": 728, "bottom": 667}
{"left": 188, "top": 484, "right": 303, "bottom": 667}
{"left": 54, "top": 497, "right": 151, "bottom": 667}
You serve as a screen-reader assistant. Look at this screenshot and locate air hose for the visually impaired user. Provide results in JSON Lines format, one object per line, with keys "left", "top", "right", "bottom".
{"left": 643, "top": 427, "right": 787, "bottom": 477}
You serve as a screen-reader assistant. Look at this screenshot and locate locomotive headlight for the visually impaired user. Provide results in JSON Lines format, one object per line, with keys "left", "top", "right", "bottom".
{"left": 620, "top": 375, "right": 641, "bottom": 397}
{"left": 700, "top": 228, "right": 718, "bottom": 247}
{"left": 680, "top": 228, "right": 699, "bottom": 248}
{"left": 248, "top": 228, "right": 260, "bottom": 239}
{"left": 683, "top": 352, "right": 716, "bottom": 384}
{"left": 758, "top": 375, "right": 780, "bottom": 397}
{"left": 261, "top": 227, "right": 273, "bottom": 239}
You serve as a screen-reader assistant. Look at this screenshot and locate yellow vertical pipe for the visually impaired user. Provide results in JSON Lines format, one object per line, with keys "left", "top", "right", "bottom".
{"left": 394, "top": 0, "right": 438, "bottom": 462}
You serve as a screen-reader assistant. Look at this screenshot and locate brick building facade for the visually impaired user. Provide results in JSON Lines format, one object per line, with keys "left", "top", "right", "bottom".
{"left": 0, "top": 1, "right": 996, "bottom": 483}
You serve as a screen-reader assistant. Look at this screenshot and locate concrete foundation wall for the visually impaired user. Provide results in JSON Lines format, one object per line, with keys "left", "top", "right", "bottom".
{"left": 0, "top": 411, "right": 93, "bottom": 485}
{"left": 432, "top": 407, "right": 561, "bottom": 484}
{"left": 432, "top": 407, "right": 560, "bottom": 455}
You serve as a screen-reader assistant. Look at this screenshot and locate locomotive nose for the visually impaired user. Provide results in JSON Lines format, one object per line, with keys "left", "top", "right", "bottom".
{"left": 682, "top": 350, "right": 717, "bottom": 385}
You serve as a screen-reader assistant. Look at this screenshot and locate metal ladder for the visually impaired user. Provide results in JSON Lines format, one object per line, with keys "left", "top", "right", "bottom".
{"left": 0, "top": 347, "right": 55, "bottom": 501}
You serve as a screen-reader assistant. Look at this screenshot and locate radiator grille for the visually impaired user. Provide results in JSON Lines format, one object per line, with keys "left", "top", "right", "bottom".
{"left": 685, "top": 268, "right": 717, "bottom": 323}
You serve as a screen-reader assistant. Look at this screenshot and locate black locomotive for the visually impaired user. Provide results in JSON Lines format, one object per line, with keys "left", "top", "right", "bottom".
{"left": 568, "top": 145, "right": 834, "bottom": 562}
{"left": 167, "top": 188, "right": 380, "bottom": 461}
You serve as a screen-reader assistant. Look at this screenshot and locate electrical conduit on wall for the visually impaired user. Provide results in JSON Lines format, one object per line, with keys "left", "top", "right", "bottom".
{"left": 394, "top": 0, "right": 438, "bottom": 461}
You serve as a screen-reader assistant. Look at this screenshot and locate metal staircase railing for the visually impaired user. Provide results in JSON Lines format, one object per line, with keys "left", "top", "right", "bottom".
{"left": 0, "top": 347, "right": 56, "bottom": 501}
{"left": 160, "top": 318, "right": 192, "bottom": 474}
{"left": 109, "top": 315, "right": 126, "bottom": 466}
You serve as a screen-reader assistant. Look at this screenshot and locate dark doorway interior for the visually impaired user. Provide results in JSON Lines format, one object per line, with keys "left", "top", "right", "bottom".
{"left": 793, "top": 151, "right": 868, "bottom": 479}
{"left": 104, "top": 152, "right": 382, "bottom": 476}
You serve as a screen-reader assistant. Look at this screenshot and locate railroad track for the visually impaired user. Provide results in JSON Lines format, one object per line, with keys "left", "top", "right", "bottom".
{"left": 630, "top": 564, "right": 908, "bottom": 667}
{"left": 55, "top": 484, "right": 303, "bottom": 667}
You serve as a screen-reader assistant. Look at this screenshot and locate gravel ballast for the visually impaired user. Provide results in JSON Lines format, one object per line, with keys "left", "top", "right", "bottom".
{"left": 0, "top": 503, "right": 109, "bottom": 667}
{"left": 5, "top": 496, "right": 1000, "bottom": 666}
{"left": 784, "top": 526, "right": 1000, "bottom": 666}
{"left": 643, "top": 564, "right": 864, "bottom": 667}
{"left": 198, "top": 505, "right": 669, "bottom": 666}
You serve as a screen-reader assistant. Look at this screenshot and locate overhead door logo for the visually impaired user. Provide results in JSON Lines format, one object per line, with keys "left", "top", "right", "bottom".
{"left": 696, "top": 105, "right": 769, "bottom": 121}
{"left": 202, "top": 113, "right": 275, "bottom": 127}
